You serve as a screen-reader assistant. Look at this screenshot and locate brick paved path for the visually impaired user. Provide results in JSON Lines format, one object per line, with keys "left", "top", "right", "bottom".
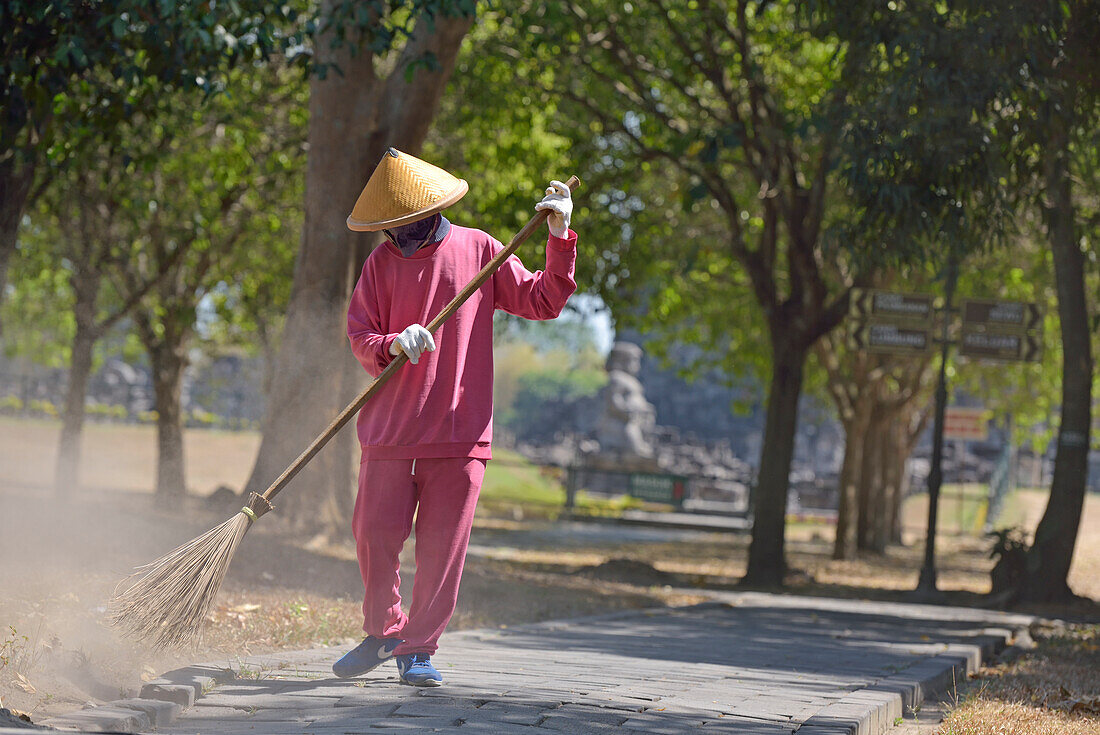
{"left": 40, "top": 595, "right": 1033, "bottom": 735}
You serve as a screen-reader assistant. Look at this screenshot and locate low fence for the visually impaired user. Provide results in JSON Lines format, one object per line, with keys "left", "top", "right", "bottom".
{"left": 563, "top": 464, "right": 750, "bottom": 518}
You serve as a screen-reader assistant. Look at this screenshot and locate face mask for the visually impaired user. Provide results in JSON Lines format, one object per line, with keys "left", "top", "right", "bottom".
{"left": 386, "top": 214, "right": 441, "bottom": 257}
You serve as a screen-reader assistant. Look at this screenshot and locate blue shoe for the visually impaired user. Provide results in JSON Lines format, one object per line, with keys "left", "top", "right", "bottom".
{"left": 332, "top": 636, "right": 403, "bottom": 678}
{"left": 395, "top": 653, "right": 443, "bottom": 687}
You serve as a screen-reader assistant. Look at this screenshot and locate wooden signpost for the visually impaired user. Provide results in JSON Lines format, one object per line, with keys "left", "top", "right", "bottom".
{"left": 851, "top": 322, "right": 933, "bottom": 354}
{"left": 847, "top": 288, "right": 934, "bottom": 355}
{"left": 959, "top": 298, "right": 1043, "bottom": 363}
{"left": 847, "top": 284, "right": 1042, "bottom": 597}
{"left": 958, "top": 331, "right": 1042, "bottom": 362}
{"left": 850, "top": 288, "right": 935, "bottom": 322}
{"left": 961, "top": 299, "right": 1043, "bottom": 332}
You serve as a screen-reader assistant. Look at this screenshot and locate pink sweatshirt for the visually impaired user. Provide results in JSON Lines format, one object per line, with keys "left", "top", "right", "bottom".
{"left": 347, "top": 224, "right": 578, "bottom": 460}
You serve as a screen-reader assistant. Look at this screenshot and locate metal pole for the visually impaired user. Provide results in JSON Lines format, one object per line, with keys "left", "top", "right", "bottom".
{"left": 957, "top": 440, "right": 965, "bottom": 534}
{"left": 916, "top": 259, "right": 958, "bottom": 595}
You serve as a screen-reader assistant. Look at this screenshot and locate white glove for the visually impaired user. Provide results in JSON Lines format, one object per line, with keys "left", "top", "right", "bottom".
{"left": 534, "top": 179, "right": 572, "bottom": 238}
{"left": 389, "top": 324, "right": 436, "bottom": 364}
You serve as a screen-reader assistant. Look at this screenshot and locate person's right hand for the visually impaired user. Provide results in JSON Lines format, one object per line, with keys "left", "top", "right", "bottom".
{"left": 389, "top": 324, "right": 436, "bottom": 364}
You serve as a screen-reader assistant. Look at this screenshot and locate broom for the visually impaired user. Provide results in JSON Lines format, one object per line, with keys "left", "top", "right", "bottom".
{"left": 108, "top": 175, "right": 581, "bottom": 650}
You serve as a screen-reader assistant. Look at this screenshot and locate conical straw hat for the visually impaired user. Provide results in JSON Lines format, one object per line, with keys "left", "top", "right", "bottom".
{"left": 346, "top": 148, "right": 468, "bottom": 232}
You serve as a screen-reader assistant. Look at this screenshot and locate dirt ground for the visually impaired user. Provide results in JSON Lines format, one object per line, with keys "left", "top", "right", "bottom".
{"left": 1, "top": 418, "right": 1098, "bottom": 725}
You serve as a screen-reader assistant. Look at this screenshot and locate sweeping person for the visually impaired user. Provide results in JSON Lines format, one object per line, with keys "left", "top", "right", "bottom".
{"left": 332, "top": 148, "right": 577, "bottom": 687}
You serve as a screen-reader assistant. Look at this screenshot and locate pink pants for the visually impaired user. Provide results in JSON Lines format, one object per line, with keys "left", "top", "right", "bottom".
{"left": 352, "top": 456, "right": 485, "bottom": 655}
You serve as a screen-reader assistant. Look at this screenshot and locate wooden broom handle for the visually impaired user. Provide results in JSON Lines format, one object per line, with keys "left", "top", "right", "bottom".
{"left": 254, "top": 175, "right": 581, "bottom": 511}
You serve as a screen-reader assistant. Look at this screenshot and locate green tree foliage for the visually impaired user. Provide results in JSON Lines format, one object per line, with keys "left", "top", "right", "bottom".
{"left": 424, "top": 10, "right": 572, "bottom": 240}
{"left": 818, "top": 0, "right": 1098, "bottom": 601}
{"left": 13, "top": 63, "right": 306, "bottom": 499}
{"left": 808, "top": 0, "right": 1021, "bottom": 266}
{"left": 0, "top": 0, "right": 300, "bottom": 329}
{"left": 496, "top": 0, "right": 860, "bottom": 585}
{"left": 493, "top": 315, "right": 607, "bottom": 436}
{"left": 118, "top": 67, "right": 306, "bottom": 499}
{"left": 0, "top": 230, "right": 74, "bottom": 368}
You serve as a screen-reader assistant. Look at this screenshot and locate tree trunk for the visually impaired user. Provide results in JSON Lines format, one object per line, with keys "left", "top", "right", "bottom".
{"left": 744, "top": 341, "right": 806, "bottom": 586}
{"left": 1022, "top": 112, "right": 1093, "bottom": 602}
{"left": 870, "top": 419, "right": 901, "bottom": 553}
{"left": 0, "top": 155, "right": 36, "bottom": 336}
{"left": 888, "top": 420, "right": 910, "bottom": 545}
{"left": 145, "top": 336, "right": 190, "bottom": 501}
{"left": 244, "top": 10, "right": 473, "bottom": 533}
{"left": 833, "top": 397, "right": 872, "bottom": 559}
{"left": 856, "top": 405, "right": 885, "bottom": 552}
{"left": 54, "top": 273, "right": 101, "bottom": 496}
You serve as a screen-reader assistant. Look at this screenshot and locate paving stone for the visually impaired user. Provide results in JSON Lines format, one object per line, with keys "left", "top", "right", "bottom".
{"left": 169, "top": 704, "right": 256, "bottom": 720}
{"left": 619, "top": 713, "right": 709, "bottom": 733}
{"left": 391, "top": 702, "right": 475, "bottom": 719}
{"left": 200, "top": 693, "right": 344, "bottom": 710}
{"left": 327, "top": 697, "right": 409, "bottom": 710}
{"left": 301, "top": 705, "right": 402, "bottom": 726}
{"left": 794, "top": 726, "right": 856, "bottom": 735}
{"left": 535, "top": 718, "right": 621, "bottom": 734}
{"left": 356, "top": 716, "right": 461, "bottom": 729}
{"left": 160, "top": 724, "right": 314, "bottom": 735}
{"left": 42, "top": 705, "right": 150, "bottom": 733}
{"left": 112, "top": 698, "right": 183, "bottom": 727}
{"left": 540, "top": 704, "right": 631, "bottom": 726}
{"left": 139, "top": 682, "right": 197, "bottom": 707}
{"left": 457, "top": 712, "right": 545, "bottom": 728}
{"left": 450, "top": 722, "right": 541, "bottom": 734}
{"left": 700, "top": 715, "right": 796, "bottom": 733}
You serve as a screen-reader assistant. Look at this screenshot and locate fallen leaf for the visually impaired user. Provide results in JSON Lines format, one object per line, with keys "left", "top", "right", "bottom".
{"left": 14, "top": 674, "right": 36, "bottom": 694}
{"left": 1051, "top": 695, "right": 1100, "bottom": 715}
{"left": 9, "top": 708, "right": 33, "bottom": 723}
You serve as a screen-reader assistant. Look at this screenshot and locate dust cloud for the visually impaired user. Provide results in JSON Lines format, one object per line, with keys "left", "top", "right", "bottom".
{"left": 0, "top": 425, "right": 274, "bottom": 721}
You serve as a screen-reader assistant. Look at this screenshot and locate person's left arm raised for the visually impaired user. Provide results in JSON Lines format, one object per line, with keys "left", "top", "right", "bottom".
{"left": 493, "top": 180, "right": 578, "bottom": 320}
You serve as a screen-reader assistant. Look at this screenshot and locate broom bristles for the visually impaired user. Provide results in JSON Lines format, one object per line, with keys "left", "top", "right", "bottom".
{"left": 108, "top": 511, "right": 254, "bottom": 650}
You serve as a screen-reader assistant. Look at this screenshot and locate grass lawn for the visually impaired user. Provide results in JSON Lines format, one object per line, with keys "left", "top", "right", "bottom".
{"left": 478, "top": 447, "right": 566, "bottom": 516}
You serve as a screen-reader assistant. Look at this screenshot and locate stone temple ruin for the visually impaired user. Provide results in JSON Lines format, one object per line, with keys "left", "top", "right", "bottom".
{"left": 519, "top": 340, "right": 757, "bottom": 510}
{"left": 588, "top": 342, "right": 660, "bottom": 471}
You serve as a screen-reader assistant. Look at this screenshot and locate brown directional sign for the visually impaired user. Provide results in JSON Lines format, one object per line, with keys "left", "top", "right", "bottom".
{"left": 961, "top": 299, "right": 1043, "bottom": 332}
{"left": 850, "top": 322, "right": 933, "bottom": 355}
{"left": 944, "top": 407, "right": 990, "bottom": 441}
{"left": 850, "top": 288, "right": 935, "bottom": 325}
{"left": 959, "top": 328, "right": 1042, "bottom": 362}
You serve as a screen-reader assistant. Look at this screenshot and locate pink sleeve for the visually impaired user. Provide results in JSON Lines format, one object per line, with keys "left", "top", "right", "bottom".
{"left": 347, "top": 259, "right": 398, "bottom": 377}
{"left": 492, "top": 229, "right": 578, "bottom": 319}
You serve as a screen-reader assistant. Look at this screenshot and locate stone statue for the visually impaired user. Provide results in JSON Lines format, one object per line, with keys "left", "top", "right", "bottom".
{"left": 592, "top": 342, "right": 658, "bottom": 465}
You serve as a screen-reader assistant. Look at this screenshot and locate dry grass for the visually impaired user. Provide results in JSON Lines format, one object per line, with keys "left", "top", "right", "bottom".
{"left": 0, "top": 417, "right": 258, "bottom": 496}
{"left": 937, "top": 625, "right": 1100, "bottom": 735}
